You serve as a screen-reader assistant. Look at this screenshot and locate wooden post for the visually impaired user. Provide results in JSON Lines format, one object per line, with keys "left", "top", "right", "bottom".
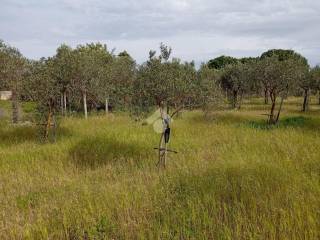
{"left": 63, "top": 91, "right": 67, "bottom": 115}
{"left": 83, "top": 91, "right": 88, "bottom": 119}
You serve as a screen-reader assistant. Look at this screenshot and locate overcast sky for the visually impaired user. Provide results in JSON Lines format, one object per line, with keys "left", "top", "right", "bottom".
{"left": 1, "top": 0, "right": 319, "bottom": 65}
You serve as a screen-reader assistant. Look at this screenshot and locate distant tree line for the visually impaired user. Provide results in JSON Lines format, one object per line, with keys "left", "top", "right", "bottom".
{"left": 209, "top": 50, "right": 320, "bottom": 124}
{"left": 1, "top": 39, "right": 320, "bottom": 140}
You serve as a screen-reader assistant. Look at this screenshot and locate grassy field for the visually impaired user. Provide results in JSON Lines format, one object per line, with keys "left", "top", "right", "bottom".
{"left": 0, "top": 98, "right": 320, "bottom": 239}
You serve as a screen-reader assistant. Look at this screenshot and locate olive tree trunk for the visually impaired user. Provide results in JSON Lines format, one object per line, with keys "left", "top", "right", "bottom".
{"left": 232, "top": 90, "right": 237, "bottom": 109}
{"left": 11, "top": 88, "right": 19, "bottom": 124}
{"left": 275, "top": 96, "right": 284, "bottom": 123}
{"left": 264, "top": 88, "right": 269, "bottom": 104}
{"left": 268, "top": 92, "right": 277, "bottom": 124}
{"left": 269, "top": 101, "right": 276, "bottom": 124}
{"left": 238, "top": 92, "right": 243, "bottom": 109}
{"left": 302, "top": 88, "right": 309, "bottom": 112}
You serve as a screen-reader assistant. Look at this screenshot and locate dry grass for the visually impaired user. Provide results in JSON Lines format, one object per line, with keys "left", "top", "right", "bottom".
{"left": 0, "top": 97, "right": 320, "bottom": 239}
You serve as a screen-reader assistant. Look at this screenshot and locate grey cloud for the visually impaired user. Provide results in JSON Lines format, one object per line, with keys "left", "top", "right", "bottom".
{"left": 0, "top": 0, "right": 319, "bottom": 65}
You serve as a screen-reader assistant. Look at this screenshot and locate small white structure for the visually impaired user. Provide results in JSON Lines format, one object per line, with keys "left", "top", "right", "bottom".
{"left": 0, "top": 91, "right": 12, "bottom": 100}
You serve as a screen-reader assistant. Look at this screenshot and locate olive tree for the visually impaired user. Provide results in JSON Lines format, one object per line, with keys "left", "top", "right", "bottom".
{"left": 299, "top": 69, "right": 314, "bottom": 112}
{"left": 132, "top": 44, "right": 198, "bottom": 116}
{"left": 197, "top": 64, "right": 224, "bottom": 114}
{"left": 107, "top": 52, "right": 136, "bottom": 111}
{"left": 311, "top": 66, "right": 320, "bottom": 105}
{"left": 51, "top": 44, "right": 74, "bottom": 115}
{"left": 220, "top": 62, "right": 253, "bottom": 109}
{"left": 208, "top": 55, "right": 238, "bottom": 70}
{"left": 255, "top": 56, "right": 306, "bottom": 124}
{"left": 260, "top": 49, "right": 309, "bottom": 105}
{"left": 72, "top": 43, "right": 112, "bottom": 118}
{"left": 31, "top": 58, "right": 61, "bottom": 141}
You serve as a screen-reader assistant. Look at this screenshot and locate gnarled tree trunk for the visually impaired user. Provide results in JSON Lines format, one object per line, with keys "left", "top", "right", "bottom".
{"left": 269, "top": 101, "right": 276, "bottom": 124}
{"left": 268, "top": 92, "right": 276, "bottom": 124}
{"left": 275, "top": 96, "right": 284, "bottom": 123}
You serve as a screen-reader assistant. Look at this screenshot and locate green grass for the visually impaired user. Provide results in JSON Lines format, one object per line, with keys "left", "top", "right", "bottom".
{"left": 0, "top": 98, "right": 320, "bottom": 239}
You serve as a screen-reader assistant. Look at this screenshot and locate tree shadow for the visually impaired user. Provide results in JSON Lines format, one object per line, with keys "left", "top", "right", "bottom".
{"left": 0, "top": 125, "right": 72, "bottom": 146}
{"left": 0, "top": 125, "right": 37, "bottom": 146}
{"left": 68, "top": 136, "right": 149, "bottom": 169}
{"left": 244, "top": 116, "right": 320, "bottom": 131}
{"left": 189, "top": 111, "right": 320, "bottom": 132}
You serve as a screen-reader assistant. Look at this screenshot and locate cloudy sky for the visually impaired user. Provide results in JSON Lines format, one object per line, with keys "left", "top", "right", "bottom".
{"left": 1, "top": 0, "right": 319, "bottom": 65}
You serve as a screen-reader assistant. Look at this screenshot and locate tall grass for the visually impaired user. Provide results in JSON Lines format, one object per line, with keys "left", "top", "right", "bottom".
{"left": 0, "top": 98, "right": 320, "bottom": 239}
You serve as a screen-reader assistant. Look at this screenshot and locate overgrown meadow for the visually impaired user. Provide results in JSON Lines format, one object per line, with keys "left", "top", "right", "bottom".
{"left": 0, "top": 98, "right": 320, "bottom": 239}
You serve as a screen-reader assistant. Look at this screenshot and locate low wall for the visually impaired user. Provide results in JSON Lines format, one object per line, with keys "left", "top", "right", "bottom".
{"left": 0, "top": 91, "right": 12, "bottom": 100}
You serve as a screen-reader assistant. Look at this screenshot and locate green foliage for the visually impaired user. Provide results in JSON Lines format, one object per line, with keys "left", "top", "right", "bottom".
{"left": 118, "top": 50, "right": 130, "bottom": 57}
{"left": 72, "top": 43, "right": 113, "bottom": 103}
{"left": 49, "top": 44, "right": 75, "bottom": 107}
{"left": 28, "top": 58, "right": 61, "bottom": 141}
{"left": 258, "top": 56, "right": 308, "bottom": 94}
{"left": 239, "top": 57, "right": 258, "bottom": 64}
{"left": 253, "top": 54, "right": 310, "bottom": 123}
{"left": 260, "top": 49, "right": 309, "bottom": 67}
{"left": 108, "top": 52, "right": 136, "bottom": 110}
{"left": 2, "top": 38, "right": 318, "bottom": 122}
{"left": 311, "top": 66, "right": 320, "bottom": 90}
{"left": 197, "top": 64, "right": 224, "bottom": 113}
{"left": 132, "top": 44, "right": 200, "bottom": 115}
{"left": 0, "top": 39, "right": 26, "bottom": 123}
{"left": 208, "top": 55, "right": 238, "bottom": 70}
{"left": 220, "top": 62, "right": 254, "bottom": 108}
